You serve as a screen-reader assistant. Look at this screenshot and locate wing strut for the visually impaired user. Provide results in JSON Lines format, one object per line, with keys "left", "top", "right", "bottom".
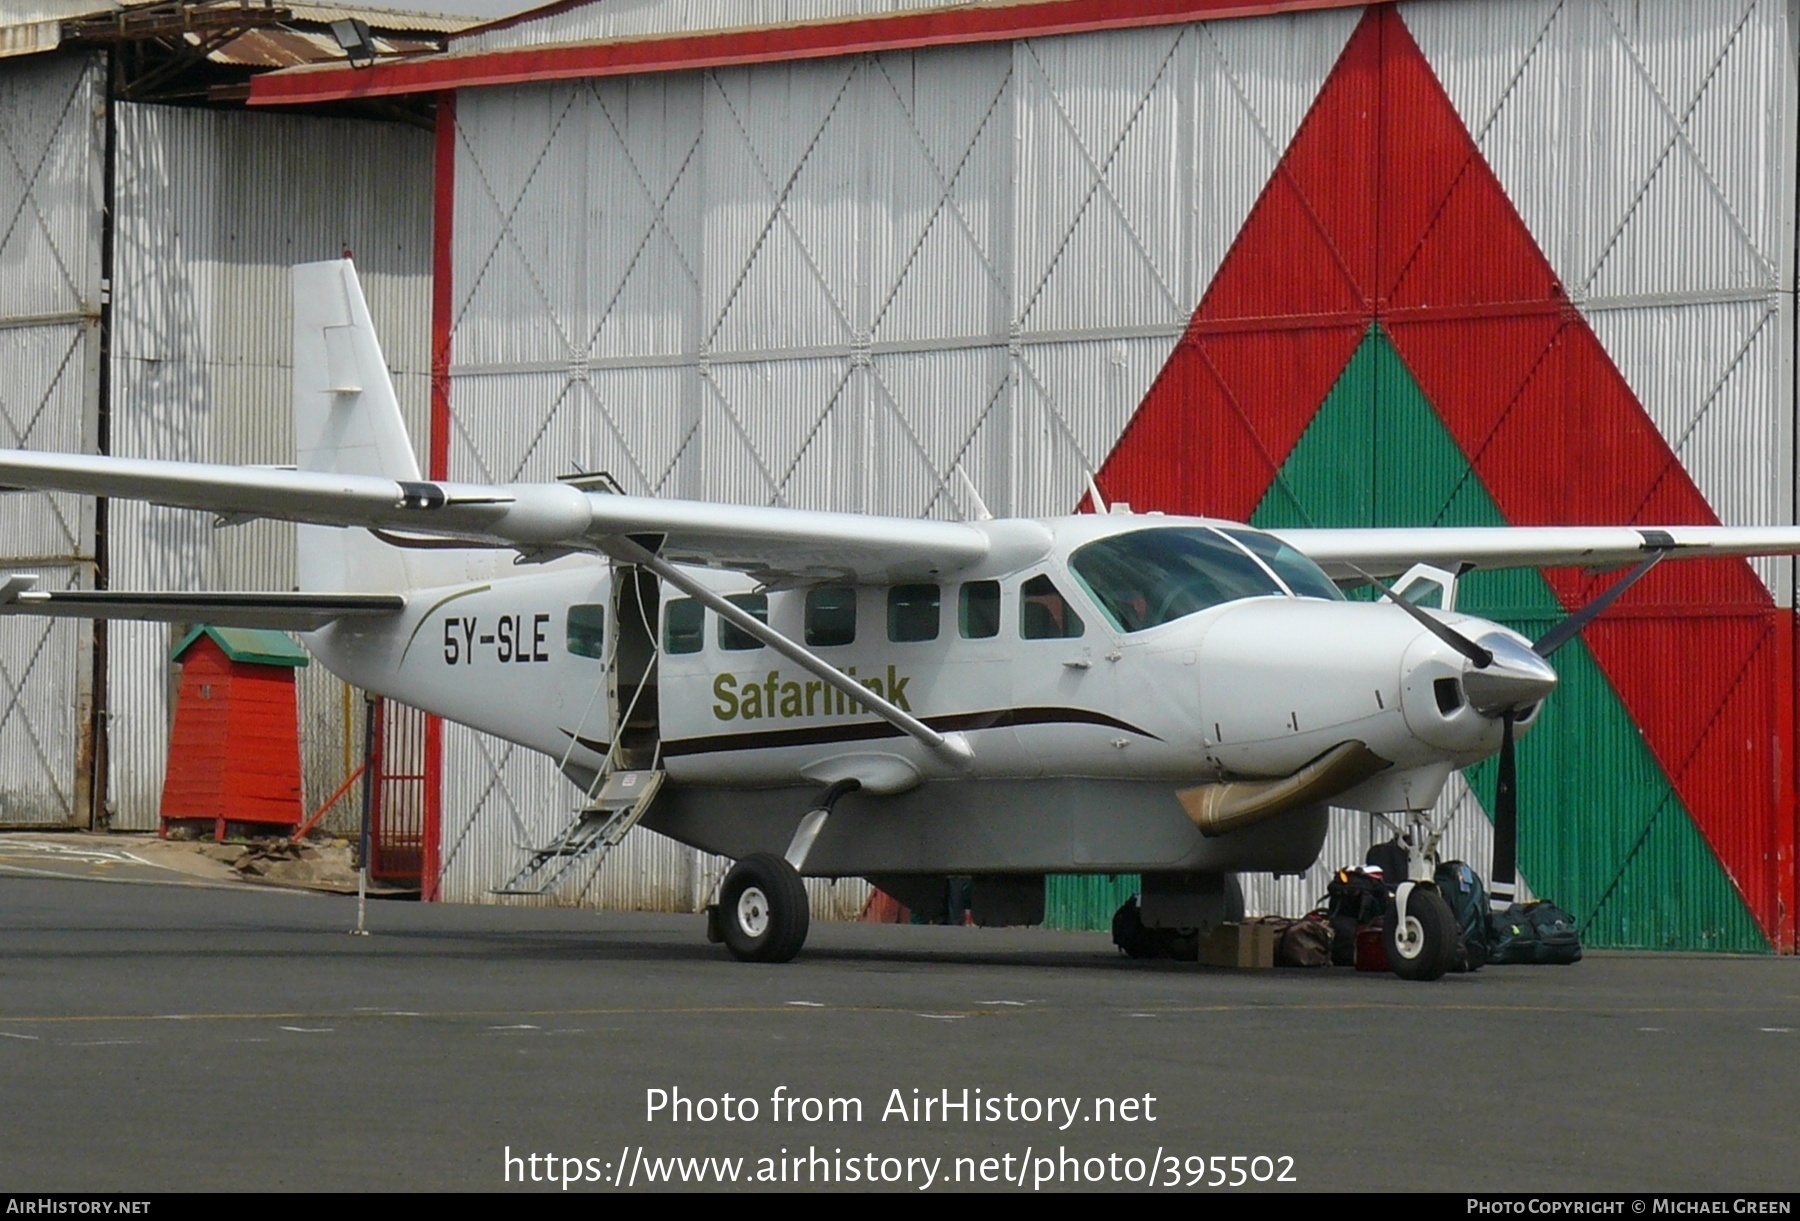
{"left": 608, "top": 536, "right": 975, "bottom": 771}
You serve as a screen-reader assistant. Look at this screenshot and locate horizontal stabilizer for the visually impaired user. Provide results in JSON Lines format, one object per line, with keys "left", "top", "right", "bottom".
{"left": 0, "top": 576, "right": 404, "bottom": 631}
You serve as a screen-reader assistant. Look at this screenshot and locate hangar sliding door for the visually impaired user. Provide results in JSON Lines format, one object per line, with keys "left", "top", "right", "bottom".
{"left": 106, "top": 101, "right": 432, "bottom": 832}
{"left": 431, "top": 8, "right": 1370, "bottom": 911}
{"left": 0, "top": 51, "right": 104, "bottom": 828}
{"left": 1099, "top": 3, "right": 1799, "bottom": 951}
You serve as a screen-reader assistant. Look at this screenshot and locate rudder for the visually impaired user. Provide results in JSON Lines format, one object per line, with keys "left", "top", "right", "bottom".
{"left": 292, "top": 259, "right": 418, "bottom": 593}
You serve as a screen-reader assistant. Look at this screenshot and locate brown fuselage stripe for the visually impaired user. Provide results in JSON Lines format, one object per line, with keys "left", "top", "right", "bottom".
{"left": 658, "top": 707, "right": 1161, "bottom": 758}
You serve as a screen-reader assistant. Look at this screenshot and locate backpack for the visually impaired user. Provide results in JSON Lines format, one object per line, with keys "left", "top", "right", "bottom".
{"left": 1489, "top": 900, "right": 1583, "bottom": 965}
{"left": 1433, "top": 860, "right": 1492, "bottom": 972}
{"left": 1364, "top": 838, "right": 1410, "bottom": 886}
{"left": 1323, "top": 867, "right": 1390, "bottom": 966}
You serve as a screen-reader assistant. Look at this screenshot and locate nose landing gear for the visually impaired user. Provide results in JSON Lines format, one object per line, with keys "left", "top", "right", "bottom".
{"left": 1375, "top": 810, "right": 1460, "bottom": 981}
{"left": 1384, "top": 880, "right": 1458, "bottom": 981}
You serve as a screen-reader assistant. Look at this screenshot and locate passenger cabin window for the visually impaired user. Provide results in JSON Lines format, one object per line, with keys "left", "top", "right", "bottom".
{"left": 805, "top": 586, "right": 856, "bottom": 646}
{"left": 566, "top": 604, "right": 606, "bottom": 658}
{"left": 887, "top": 584, "right": 940, "bottom": 642}
{"left": 719, "top": 593, "right": 769, "bottom": 651}
{"left": 1020, "top": 574, "right": 1084, "bottom": 639}
{"left": 959, "top": 580, "right": 1000, "bottom": 639}
{"left": 664, "top": 598, "right": 703, "bottom": 655}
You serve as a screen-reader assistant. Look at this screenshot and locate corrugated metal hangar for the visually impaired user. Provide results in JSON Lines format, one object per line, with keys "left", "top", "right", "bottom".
{"left": 0, "top": 1, "right": 450, "bottom": 838}
{"left": 4, "top": 0, "right": 1797, "bottom": 950}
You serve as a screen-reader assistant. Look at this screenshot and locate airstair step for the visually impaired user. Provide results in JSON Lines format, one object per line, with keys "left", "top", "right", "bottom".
{"left": 490, "top": 769, "right": 665, "bottom": 896}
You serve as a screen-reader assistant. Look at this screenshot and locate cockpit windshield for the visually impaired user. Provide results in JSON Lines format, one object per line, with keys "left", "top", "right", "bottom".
{"left": 1222, "top": 528, "right": 1346, "bottom": 603}
{"left": 1069, "top": 527, "right": 1343, "bottom": 633}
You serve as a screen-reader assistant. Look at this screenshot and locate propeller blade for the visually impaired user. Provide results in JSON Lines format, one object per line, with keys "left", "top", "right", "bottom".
{"left": 1489, "top": 711, "right": 1518, "bottom": 913}
{"left": 1532, "top": 550, "right": 1666, "bottom": 658}
{"left": 1348, "top": 564, "right": 1493, "bottom": 668}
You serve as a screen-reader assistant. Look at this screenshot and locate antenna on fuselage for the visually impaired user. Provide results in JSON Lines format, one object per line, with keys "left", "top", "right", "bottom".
{"left": 953, "top": 464, "right": 993, "bottom": 522}
{"left": 1084, "top": 472, "right": 1107, "bottom": 515}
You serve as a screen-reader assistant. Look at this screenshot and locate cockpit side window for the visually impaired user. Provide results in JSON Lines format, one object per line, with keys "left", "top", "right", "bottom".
{"left": 1069, "top": 528, "right": 1287, "bottom": 633}
{"left": 1019, "top": 574, "right": 1084, "bottom": 640}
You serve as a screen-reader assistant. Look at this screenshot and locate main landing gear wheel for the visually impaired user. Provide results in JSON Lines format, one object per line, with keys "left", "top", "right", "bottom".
{"left": 718, "top": 852, "right": 810, "bottom": 963}
{"left": 1384, "top": 886, "right": 1457, "bottom": 982}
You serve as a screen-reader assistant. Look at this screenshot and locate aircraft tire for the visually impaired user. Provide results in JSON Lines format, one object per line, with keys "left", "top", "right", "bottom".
{"left": 1384, "top": 886, "right": 1456, "bottom": 982}
{"left": 719, "top": 852, "right": 810, "bottom": 963}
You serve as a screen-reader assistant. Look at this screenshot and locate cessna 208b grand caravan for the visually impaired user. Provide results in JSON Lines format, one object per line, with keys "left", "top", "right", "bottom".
{"left": 4, "top": 261, "right": 1798, "bottom": 980}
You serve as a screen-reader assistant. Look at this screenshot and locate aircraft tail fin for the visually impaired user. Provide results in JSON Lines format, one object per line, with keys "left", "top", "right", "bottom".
{"left": 292, "top": 259, "right": 420, "bottom": 593}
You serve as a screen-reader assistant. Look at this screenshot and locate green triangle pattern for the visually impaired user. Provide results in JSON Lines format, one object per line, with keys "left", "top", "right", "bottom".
{"left": 1250, "top": 328, "right": 1768, "bottom": 952}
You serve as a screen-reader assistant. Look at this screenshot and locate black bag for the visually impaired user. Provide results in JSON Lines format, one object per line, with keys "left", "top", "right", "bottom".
{"left": 1323, "top": 868, "right": 1390, "bottom": 966}
{"left": 1364, "top": 838, "right": 1410, "bottom": 886}
{"left": 1489, "top": 900, "right": 1583, "bottom": 965}
{"left": 1433, "top": 860, "right": 1492, "bottom": 972}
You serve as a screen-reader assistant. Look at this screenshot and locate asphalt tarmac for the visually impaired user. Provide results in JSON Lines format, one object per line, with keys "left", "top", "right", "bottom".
{"left": 2, "top": 846, "right": 1797, "bottom": 1193}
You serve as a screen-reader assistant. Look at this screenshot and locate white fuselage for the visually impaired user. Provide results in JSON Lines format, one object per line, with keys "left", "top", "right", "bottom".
{"left": 304, "top": 514, "right": 1536, "bottom": 830}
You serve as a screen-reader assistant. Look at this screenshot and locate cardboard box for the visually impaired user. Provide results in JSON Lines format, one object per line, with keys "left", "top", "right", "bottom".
{"left": 1199, "top": 921, "right": 1276, "bottom": 969}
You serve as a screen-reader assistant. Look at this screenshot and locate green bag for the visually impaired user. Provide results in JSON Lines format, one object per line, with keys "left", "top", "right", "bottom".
{"left": 1489, "top": 900, "right": 1582, "bottom": 965}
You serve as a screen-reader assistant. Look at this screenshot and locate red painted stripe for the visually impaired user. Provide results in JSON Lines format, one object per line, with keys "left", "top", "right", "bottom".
{"left": 247, "top": 0, "right": 1365, "bottom": 105}
{"left": 420, "top": 90, "right": 456, "bottom": 903}
{"left": 1788, "top": 611, "right": 1798, "bottom": 952}
{"left": 430, "top": 91, "right": 455, "bottom": 486}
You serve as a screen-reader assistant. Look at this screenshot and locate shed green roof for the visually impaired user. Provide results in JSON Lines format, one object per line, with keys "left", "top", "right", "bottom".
{"left": 171, "top": 625, "right": 309, "bottom": 668}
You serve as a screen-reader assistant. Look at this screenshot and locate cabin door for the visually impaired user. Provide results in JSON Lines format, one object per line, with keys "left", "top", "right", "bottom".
{"left": 610, "top": 564, "right": 661, "bottom": 769}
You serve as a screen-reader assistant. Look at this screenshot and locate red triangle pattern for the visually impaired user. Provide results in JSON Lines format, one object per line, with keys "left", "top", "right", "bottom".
{"left": 1097, "top": 6, "right": 1792, "bottom": 945}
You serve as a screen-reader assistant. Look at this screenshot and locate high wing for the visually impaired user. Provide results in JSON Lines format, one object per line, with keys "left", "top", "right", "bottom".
{"left": 14, "top": 451, "right": 1800, "bottom": 589}
{"left": 0, "top": 449, "right": 991, "bottom": 585}
{"left": 1270, "top": 525, "right": 1800, "bottom": 579}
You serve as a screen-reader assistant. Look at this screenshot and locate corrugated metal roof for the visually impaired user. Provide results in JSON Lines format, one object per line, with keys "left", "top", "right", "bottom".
{"left": 3, "top": 0, "right": 467, "bottom": 30}
{"left": 456, "top": 0, "right": 974, "bottom": 51}
{"left": 282, "top": 2, "right": 476, "bottom": 35}
{"left": 0, "top": 1, "right": 119, "bottom": 25}
{"left": 249, "top": 0, "right": 1371, "bottom": 104}
{"left": 0, "top": 22, "right": 59, "bottom": 62}
{"left": 201, "top": 25, "right": 441, "bottom": 67}
{"left": 2, "top": 0, "right": 474, "bottom": 63}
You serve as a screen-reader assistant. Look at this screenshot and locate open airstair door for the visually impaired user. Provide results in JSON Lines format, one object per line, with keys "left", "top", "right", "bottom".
{"left": 491, "top": 565, "right": 665, "bottom": 898}
{"left": 611, "top": 564, "right": 661, "bottom": 770}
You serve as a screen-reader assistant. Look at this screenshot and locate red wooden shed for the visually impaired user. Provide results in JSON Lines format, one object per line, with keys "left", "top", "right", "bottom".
{"left": 160, "top": 626, "right": 308, "bottom": 842}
